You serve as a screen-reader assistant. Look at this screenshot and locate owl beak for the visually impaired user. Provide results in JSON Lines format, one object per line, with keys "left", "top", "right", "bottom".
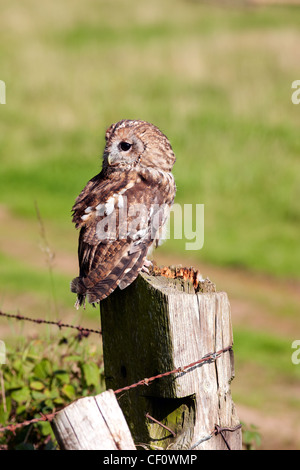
{"left": 108, "top": 154, "right": 119, "bottom": 166}
{"left": 108, "top": 153, "right": 123, "bottom": 167}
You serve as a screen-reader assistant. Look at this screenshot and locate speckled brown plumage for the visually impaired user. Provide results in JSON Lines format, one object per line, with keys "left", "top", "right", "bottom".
{"left": 71, "top": 120, "right": 176, "bottom": 307}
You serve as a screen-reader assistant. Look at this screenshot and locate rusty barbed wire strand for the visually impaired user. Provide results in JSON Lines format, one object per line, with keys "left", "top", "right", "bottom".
{"left": 0, "top": 411, "right": 58, "bottom": 434}
{"left": 190, "top": 424, "right": 242, "bottom": 450}
{"left": 0, "top": 307, "right": 238, "bottom": 444}
{"left": 113, "top": 345, "right": 232, "bottom": 395}
{"left": 0, "top": 344, "right": 232, "bottom": 435}
{"left": 0, "top": 310, "right": 101, "bottom": 336}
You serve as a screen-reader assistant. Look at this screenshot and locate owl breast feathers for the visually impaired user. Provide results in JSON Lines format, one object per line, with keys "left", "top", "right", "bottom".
{"left": 71, "top": 119, "right": 176, "bottom": 308}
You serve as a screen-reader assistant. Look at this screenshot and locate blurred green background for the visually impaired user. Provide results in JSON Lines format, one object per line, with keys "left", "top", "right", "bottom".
{"left": 0, "top": 0, "right": 300, "bottom": 449}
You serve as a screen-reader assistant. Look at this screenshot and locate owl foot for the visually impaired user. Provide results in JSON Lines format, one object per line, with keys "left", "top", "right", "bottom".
{"left": 141, "top": 259, "right": 153, "bottom": 274}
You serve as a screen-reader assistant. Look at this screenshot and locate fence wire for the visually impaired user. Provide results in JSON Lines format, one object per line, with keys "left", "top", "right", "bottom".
{"left": 0, "top": 309, "right": 240, "bottom": 449}
{"left": 0, "top": 310, "right": 101, "bottom": 337}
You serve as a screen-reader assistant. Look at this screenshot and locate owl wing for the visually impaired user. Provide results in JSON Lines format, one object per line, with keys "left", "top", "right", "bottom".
{"left": 71, "top": 170, "right": 172, "bottom": 306}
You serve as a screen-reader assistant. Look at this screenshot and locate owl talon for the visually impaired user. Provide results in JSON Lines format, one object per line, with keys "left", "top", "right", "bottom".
{"left": 141, "top": 259, "right": 153, "bottom": 274}
{"left": 144, "top": 259, "right": 153, "bottom": 268}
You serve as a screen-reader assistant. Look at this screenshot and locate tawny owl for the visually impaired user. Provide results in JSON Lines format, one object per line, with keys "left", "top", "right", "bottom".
{"left": 71, "top": 119, "right": 176, "bottom": 308}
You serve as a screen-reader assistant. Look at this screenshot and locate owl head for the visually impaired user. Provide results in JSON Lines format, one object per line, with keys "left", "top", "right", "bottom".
{"left": 102, "top": 120, "right": 176, "bottom": 173}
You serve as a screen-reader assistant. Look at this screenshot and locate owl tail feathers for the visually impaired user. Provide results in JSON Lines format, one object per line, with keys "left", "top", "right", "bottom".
{"left": 70, "top": 276, "right": 106, "bottom": 308}
{"left": 71, "top": 246, "right": 148, "bottom": 307}
{"left": 70, "top": 276, "right": 87, "bottom": 310}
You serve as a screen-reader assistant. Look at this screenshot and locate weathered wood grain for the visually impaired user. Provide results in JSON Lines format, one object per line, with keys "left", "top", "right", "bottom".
{"left": 51, "top": 389, "right": 136, "bottom": 450}
{"left": 100, "top": 272, "right": 242, "bottom": 450}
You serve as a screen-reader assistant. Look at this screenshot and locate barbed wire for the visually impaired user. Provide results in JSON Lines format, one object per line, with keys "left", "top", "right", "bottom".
{"left": 0, "top": 308, "right": 240, "bottom": 449}
{"left": 190, "top": 424, "right": 242, "bottom": 450}
{"left": 112, "top": 345, "right": 232, "bottom": 394}
{"left": 0, "top": 310, "right": 101, "bottom": 337}
{"left": 0, "top": 340, "right": 231, "bottom": 436}
{"left": 0, "top": 411, "right": 58, "bottom": 435}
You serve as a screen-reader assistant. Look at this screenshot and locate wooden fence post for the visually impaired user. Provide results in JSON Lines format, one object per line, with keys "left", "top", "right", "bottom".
{"left": 51, "top": 389, "right": 136, "bottom": 450}
{"left": 100, "top": 269, "right": 242, "bottom": 450}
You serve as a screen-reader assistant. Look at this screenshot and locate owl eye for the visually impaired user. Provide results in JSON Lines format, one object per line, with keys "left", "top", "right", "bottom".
{"left": 119, "top": 141, "right": 132, "bottom": 152}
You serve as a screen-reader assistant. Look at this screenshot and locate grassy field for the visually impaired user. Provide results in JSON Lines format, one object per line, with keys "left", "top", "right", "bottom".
{"left": 0, "top": 0, "right": 300, "bottom": 449}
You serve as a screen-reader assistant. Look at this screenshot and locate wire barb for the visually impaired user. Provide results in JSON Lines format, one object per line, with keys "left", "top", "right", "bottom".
{"left": 113, "top": 345, "right": 232, "bottom": 394}
{"left": 190, "top": 423, "right": 242, "bottom": 450}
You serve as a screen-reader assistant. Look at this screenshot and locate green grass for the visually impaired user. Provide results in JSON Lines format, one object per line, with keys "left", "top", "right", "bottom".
{"left": 233, "top": 327, "right": 300, "bottom": 411}
{"left": 1, "top": 0, "right": 299, "bottom": 280}
{"left": 0, "top": 252, "right": 67, "bottom": 301}
{"left": 235, "top": 328, "right": 300, "bottom": 381}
